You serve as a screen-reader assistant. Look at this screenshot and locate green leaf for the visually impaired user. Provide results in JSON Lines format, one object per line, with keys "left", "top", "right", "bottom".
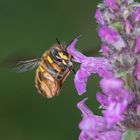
{"left": 123, "top": 129, "right": 140, "bottom": 140}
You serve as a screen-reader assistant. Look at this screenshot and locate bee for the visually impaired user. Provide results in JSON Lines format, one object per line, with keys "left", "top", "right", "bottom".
{"left": 16, "top": 39, "right": 74, "bottom": 98}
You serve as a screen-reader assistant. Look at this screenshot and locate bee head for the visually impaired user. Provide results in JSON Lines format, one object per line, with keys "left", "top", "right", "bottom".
{"left": 50, "top": 45, "right": 74, "bottom": 70}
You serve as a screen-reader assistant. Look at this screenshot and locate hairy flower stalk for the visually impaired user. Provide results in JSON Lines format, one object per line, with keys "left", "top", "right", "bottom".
{"left": 67, "top": 0, "right": 140, "bottom": 139}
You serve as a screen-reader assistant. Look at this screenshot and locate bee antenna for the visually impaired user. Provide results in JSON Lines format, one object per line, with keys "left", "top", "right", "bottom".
{"left": 56, "top": 38, "right": 60, "bottom": 44}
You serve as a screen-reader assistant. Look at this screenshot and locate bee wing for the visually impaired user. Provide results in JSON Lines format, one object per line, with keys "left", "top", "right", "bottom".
{"left": 16, "top": 58, "right": 41, "bottom": 72}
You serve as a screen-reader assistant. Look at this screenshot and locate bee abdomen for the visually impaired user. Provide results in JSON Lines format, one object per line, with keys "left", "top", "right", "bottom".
{"left": 35, "top": 68, "right": 60, "bottom": 98}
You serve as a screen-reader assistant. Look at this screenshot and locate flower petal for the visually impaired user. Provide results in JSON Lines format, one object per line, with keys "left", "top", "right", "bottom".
{"left": 77, "top": 98, "right": 93, "bottom": 117}
{"left": 104, "top": 0, "right": 119, "bottom": 10}
{"left": 100, "top": 44, "right": 110, "bottom": 56}
{"left": 82, "top": 57, "right": 113, "bottom": 78}
{"left": 103, "top": 100, "right": 127, "bottom": 127}
{"left": 67, "top": 38, "right": 86, "bottom": 63}
{"left": 74, "top": 68, "right": 91, "bottom": 95}
{"left": 97, "top": 130, "right": 122, "bottom": 140}
{"left": 133, "top": 7, "right": 140, "bottom": 22}
{"left": 95, "top": 8, "right": 105, "bottom": 25}
{"left": 96, "top": 92, "right": 108, "bottom": 107}
{"left": 77, "top": 98, "right": 122, "bottom": 140}
{"left": 134, "top": 36, "right": 140, "bottom": 53}
{"left": 124, "top": 19, "right": 133, "bottom": 34}
{"left": 98, "top": 26, "right": 126, "bottom": 50}
{"left": 135, "top": 62, "right": 140, "bottom": 80}
{"left": 100, "top": 78, "right": 124, "bottom": 94}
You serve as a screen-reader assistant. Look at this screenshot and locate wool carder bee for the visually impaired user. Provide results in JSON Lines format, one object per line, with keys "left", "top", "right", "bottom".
{"left": 16, "top": 39, "right": 74, "bottom": 98}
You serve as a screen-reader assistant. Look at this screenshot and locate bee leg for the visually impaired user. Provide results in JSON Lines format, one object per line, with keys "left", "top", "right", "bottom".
{"left": 72, "top": 68, "right": 76, "bottom": 74}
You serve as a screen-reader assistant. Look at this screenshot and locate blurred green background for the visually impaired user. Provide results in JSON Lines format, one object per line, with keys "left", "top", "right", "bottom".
{"left": 0, "top": 0, "right": 101, "bottom": 140}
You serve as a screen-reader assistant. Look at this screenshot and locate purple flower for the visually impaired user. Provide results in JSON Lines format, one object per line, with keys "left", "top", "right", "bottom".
{"left": 135, "top": 62, "right": 140, "bottom": 81}
{"left": 98, "top": 26, "right": 126, "bottom": 50}
{"left": 97, "top": 78, "right": 133, "bottom": 127}
{"left": 124, "top": 20, "right": 133, "bottom": 34}
{"left": 77, "top": 98, "right": 122, "bottom": 140}
{"left": 104, "top": 0, "right": 119, "bottom": 10}
{"left": 67, "top": 38, "right": 86, "bottom": 63}
{"left": 71, "top": 0, "right": 140, "bottom": 139}
{"left": 99, "top": 77, "right": 124, "bottom": 93}
{"left": 100, "top": 44, "right": 110, "bottom": 56}
{"left": 134, "top": 36, "right": 140, "bottom": 53}
{"left": 95, "top": 8, "right": 105, "bottom": 25}
{"left": 137, "top": 104, "right": 140, "bottom": 114}
{"left": 133, "top": 7, "right": 140, "bottom": 22}
{"left": 74, "top": 68, "right": 90, "bottom": 94}
{"left": 67, "top": 38, "right": 113, "bottom": 95}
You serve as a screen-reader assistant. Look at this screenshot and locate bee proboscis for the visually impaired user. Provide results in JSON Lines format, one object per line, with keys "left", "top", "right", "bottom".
{"left": 16, "top": 40, "right": 74, "bottom": 98}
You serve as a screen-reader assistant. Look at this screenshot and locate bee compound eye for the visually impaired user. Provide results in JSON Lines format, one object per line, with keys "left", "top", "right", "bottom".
{"left": 50, "top": 48, "right": 61, "bottom": 61}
